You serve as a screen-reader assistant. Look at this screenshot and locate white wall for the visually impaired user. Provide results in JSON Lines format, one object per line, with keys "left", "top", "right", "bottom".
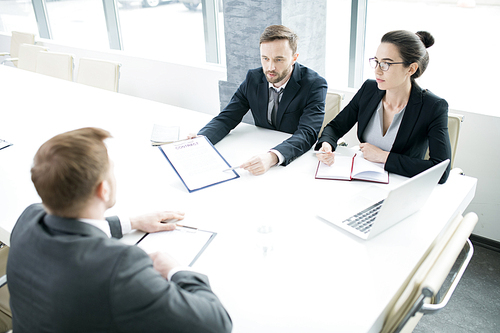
{"left": 451, "top": 111, "right": 500, "bottom": 240}
{"left": 1, "top": 34, "right": 498, "bottom": 242}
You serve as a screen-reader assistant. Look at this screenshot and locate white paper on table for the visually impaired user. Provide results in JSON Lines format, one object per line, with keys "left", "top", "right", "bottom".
{"left": 150, "top": 124, "right": 180, "bottom": 144}
{"left": 137, "top": 227, "right": 216, "bottom": 267}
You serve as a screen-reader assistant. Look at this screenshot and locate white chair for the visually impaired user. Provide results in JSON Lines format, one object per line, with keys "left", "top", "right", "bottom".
{"left": 0, "top": 244, "right": 11, "bottom": 332}
{"left": 381, "top": 212, "right": 479, "bottom": 333}
{"left": 0, "top": 31, "right": 36, "bottom": 67}
{"left": 17, "top": 44, "right": 49, "bottom": 72}
{"left": 76, "top": 58, "right": 121, "bottom": 92}
{"left": 319, "top": 91, "right": 344, "bottom": 136}
{"left": 425, "top": 113, "right": 463, "bottom": 169}
{"left": 35, "top": 51, "right": 74, "bottom": 81}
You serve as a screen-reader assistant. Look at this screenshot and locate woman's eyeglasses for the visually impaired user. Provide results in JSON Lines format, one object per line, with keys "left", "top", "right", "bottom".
{"left": 369, "top": 58, "right": 408, "bottom": 71}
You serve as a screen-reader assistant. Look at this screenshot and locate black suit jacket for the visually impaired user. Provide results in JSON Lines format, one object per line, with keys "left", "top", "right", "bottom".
{"left": 7, "top": 204, "right": 232, "bottom": 333}
{"left": 316, "top": 80, "right": 451, "bottom": 183}
{"left": 199, "top": 62, "right": 327, "bottom": 165}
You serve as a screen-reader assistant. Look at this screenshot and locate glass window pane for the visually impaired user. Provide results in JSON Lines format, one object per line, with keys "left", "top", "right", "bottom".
{"left": 364, "top": 0, "right": 500, "bottom": 115}
{"left": 217, "top": 1, "right": 225, "bottom": 65}
{"left": 325, "top": 0, "right": 352, "bottom": 89}
{"left": 118, "top": 1, "right": 208, "bottom": 64}
{"left": 45, "top": 0, "right": 109, "bottom": 50}
{"left": 0, "top": 0, "right": 38, "bottom": 35}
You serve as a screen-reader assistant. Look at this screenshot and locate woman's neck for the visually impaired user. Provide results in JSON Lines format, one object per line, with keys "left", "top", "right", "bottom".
{"left": 384, "top": 80, "right": 412, "bottom": 110}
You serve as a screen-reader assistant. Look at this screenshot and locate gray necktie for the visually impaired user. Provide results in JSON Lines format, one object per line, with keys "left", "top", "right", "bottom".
{"left": 269, "top": 87, "right": 283, "bottom": 126}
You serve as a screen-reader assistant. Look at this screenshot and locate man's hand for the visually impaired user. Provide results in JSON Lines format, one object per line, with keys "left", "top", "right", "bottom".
{"left": 149, "top": 252, "right": 180, "bottom": 279}
{"left": 130, "top": 211, "right": 185, "bottom": 233}
{"left": 316, "top": 142, "right": 335, "bottom": 166}
{"left": 240, "top": 152, "right": 278, "bottom": 175}
{"left": 186, "top": 133, "right": 201, "bottom": 139}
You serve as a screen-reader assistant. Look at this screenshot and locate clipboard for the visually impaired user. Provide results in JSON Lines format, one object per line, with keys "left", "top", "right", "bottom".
{"left": 159, "top": 136, "right": 239, "bottom": 192}
{"left": 136, "top": 227, "right": 217, "bottom": 267}
{"left": 0, "top": 139, "right": 13, "bottom": 151}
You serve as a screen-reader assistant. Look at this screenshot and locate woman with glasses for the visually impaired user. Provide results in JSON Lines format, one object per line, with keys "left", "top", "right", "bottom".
{"left": 316, "top": 30, "right": 451, "bottom": 183}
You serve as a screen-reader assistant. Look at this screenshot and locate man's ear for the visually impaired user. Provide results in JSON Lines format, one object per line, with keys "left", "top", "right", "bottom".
{"left": 96, "top": 180, "right": 110, "bottom": 202}
{"left": 292, "top": 53, "right": 299, "bottom": 64}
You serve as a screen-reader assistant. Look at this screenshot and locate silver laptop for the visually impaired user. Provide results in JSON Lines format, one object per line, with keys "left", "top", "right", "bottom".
{"left": 317, "top": 159, "right": 450, "bottom": 240}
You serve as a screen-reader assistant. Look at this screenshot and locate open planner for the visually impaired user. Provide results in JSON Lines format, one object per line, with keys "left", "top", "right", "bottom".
{"left": 315, "top": 146, "right": 389, "bottom": 184}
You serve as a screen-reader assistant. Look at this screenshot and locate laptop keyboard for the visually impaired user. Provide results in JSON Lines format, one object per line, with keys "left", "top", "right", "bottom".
{"left": 342, "top": 200, "right": 384, "bottom": 234}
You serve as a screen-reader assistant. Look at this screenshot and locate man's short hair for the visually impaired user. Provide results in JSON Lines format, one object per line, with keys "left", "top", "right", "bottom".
{"left": 260, "top": 25, "right": 298, "bottom": 55}
{"left": 31, "top": 127, "right": 112, "bottom": 217}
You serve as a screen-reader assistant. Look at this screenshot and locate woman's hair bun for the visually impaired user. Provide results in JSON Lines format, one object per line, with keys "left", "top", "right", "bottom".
{"left": 416, "top": 31, "right": 434, "bottom": 48}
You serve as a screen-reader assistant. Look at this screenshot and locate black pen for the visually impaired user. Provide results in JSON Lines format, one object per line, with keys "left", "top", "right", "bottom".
{"left": 161, "top": 220, "right": 197, "bottom": 230}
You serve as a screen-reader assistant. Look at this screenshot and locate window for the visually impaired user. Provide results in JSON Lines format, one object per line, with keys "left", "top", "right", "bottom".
{"left": 1, "top": 0, "right": 224, "bottom": 65}
{"left": 44, "top": 0, "right": 109, "bottom": 50}
{"left": 325, "top": 0, "right": 352, "bottom": 89}
{"left": 118, "top": 0, "right": 224, "bottom": 65}
{"left": 0, "top": 0, "right": 38, "bottom": 35}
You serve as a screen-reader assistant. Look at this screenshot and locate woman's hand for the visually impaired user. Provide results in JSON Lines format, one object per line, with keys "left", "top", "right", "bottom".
{"left": 359, "top": 143, "right": 389, "bottom": 164}
{"left": 316, "top": 142, "right": 335, "bottom": 166}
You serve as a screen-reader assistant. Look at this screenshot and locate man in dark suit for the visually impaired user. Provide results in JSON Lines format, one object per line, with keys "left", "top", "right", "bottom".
{"left": 7, "top": 127, "right": 232, "bottom": 333}
{"left": 197, "top": 25, "right": 328, "bottom": 175}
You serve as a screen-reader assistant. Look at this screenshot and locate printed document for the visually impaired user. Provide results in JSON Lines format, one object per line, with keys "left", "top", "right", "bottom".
{"left": 159, "top": 136, "right": 239, "bottom": 192}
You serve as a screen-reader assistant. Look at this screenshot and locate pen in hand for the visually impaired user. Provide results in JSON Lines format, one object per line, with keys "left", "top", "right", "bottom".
{"left": 223, "top": 165, "right": 241, "bottom": 172}
{"left": 175, "top": 223, "right": 198, "bottom": 230}
{"left": 162, "top": 221, "right": 198, "bottom": 230}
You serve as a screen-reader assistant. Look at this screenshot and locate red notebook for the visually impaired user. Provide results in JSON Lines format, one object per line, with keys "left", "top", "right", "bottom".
{"left": 315, "top": 147, "right": 389, "bottom": 184}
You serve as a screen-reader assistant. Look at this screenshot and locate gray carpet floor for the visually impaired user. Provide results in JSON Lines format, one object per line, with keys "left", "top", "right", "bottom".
{"left": 413, "top": 244, "right": 500, "bottom": 333}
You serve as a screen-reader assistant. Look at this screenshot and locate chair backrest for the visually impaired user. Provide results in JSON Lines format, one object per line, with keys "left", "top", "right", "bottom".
{"left": 319, "top": 91, "right": 343, "bottom": 136}
{"left": 76, "top": 58, "right": 121, "bottom": 92}
{"left": 0, "top": 244, "right": 11, "bottom": 331}
{"left": 381, "top": 212, "right": 478, "bottom": 333}
{"left": 35, "top": 51, "right": 74, "bottom": 81}
{"left": 425, "top": 113, "right": 463, "bottom": 169}
{"left": 17, "top": 44, "right": 48, "bottom": 72}
{"left": 7, "top": 31, "right": 35, "bottom": 67}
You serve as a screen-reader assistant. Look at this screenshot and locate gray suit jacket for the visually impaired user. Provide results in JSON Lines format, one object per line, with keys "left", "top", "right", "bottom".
{"left": 7, "top": 204, "right": 232, "bottom": 333}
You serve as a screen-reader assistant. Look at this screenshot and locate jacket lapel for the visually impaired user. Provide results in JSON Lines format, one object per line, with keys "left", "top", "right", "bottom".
{"left": 257, "top": 77, "right": 270, "bottom": 126}
{"left": 358, "top": 88, "right": 385, "bottom": 135}
{"left": 274, "top": 63, "right": 301, "bottom": 128}
{"left": 391, "top": 84, "right": 424, "bottom": 153}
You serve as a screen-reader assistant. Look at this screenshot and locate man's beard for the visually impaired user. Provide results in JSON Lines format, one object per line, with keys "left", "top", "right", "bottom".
{"left": 265, "top": 66, "right": 291, "bottom": 84}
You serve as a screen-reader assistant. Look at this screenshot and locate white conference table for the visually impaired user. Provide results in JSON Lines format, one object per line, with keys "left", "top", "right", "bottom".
{"left": 0, "top": 65, "right": 477, "bottom": 332}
